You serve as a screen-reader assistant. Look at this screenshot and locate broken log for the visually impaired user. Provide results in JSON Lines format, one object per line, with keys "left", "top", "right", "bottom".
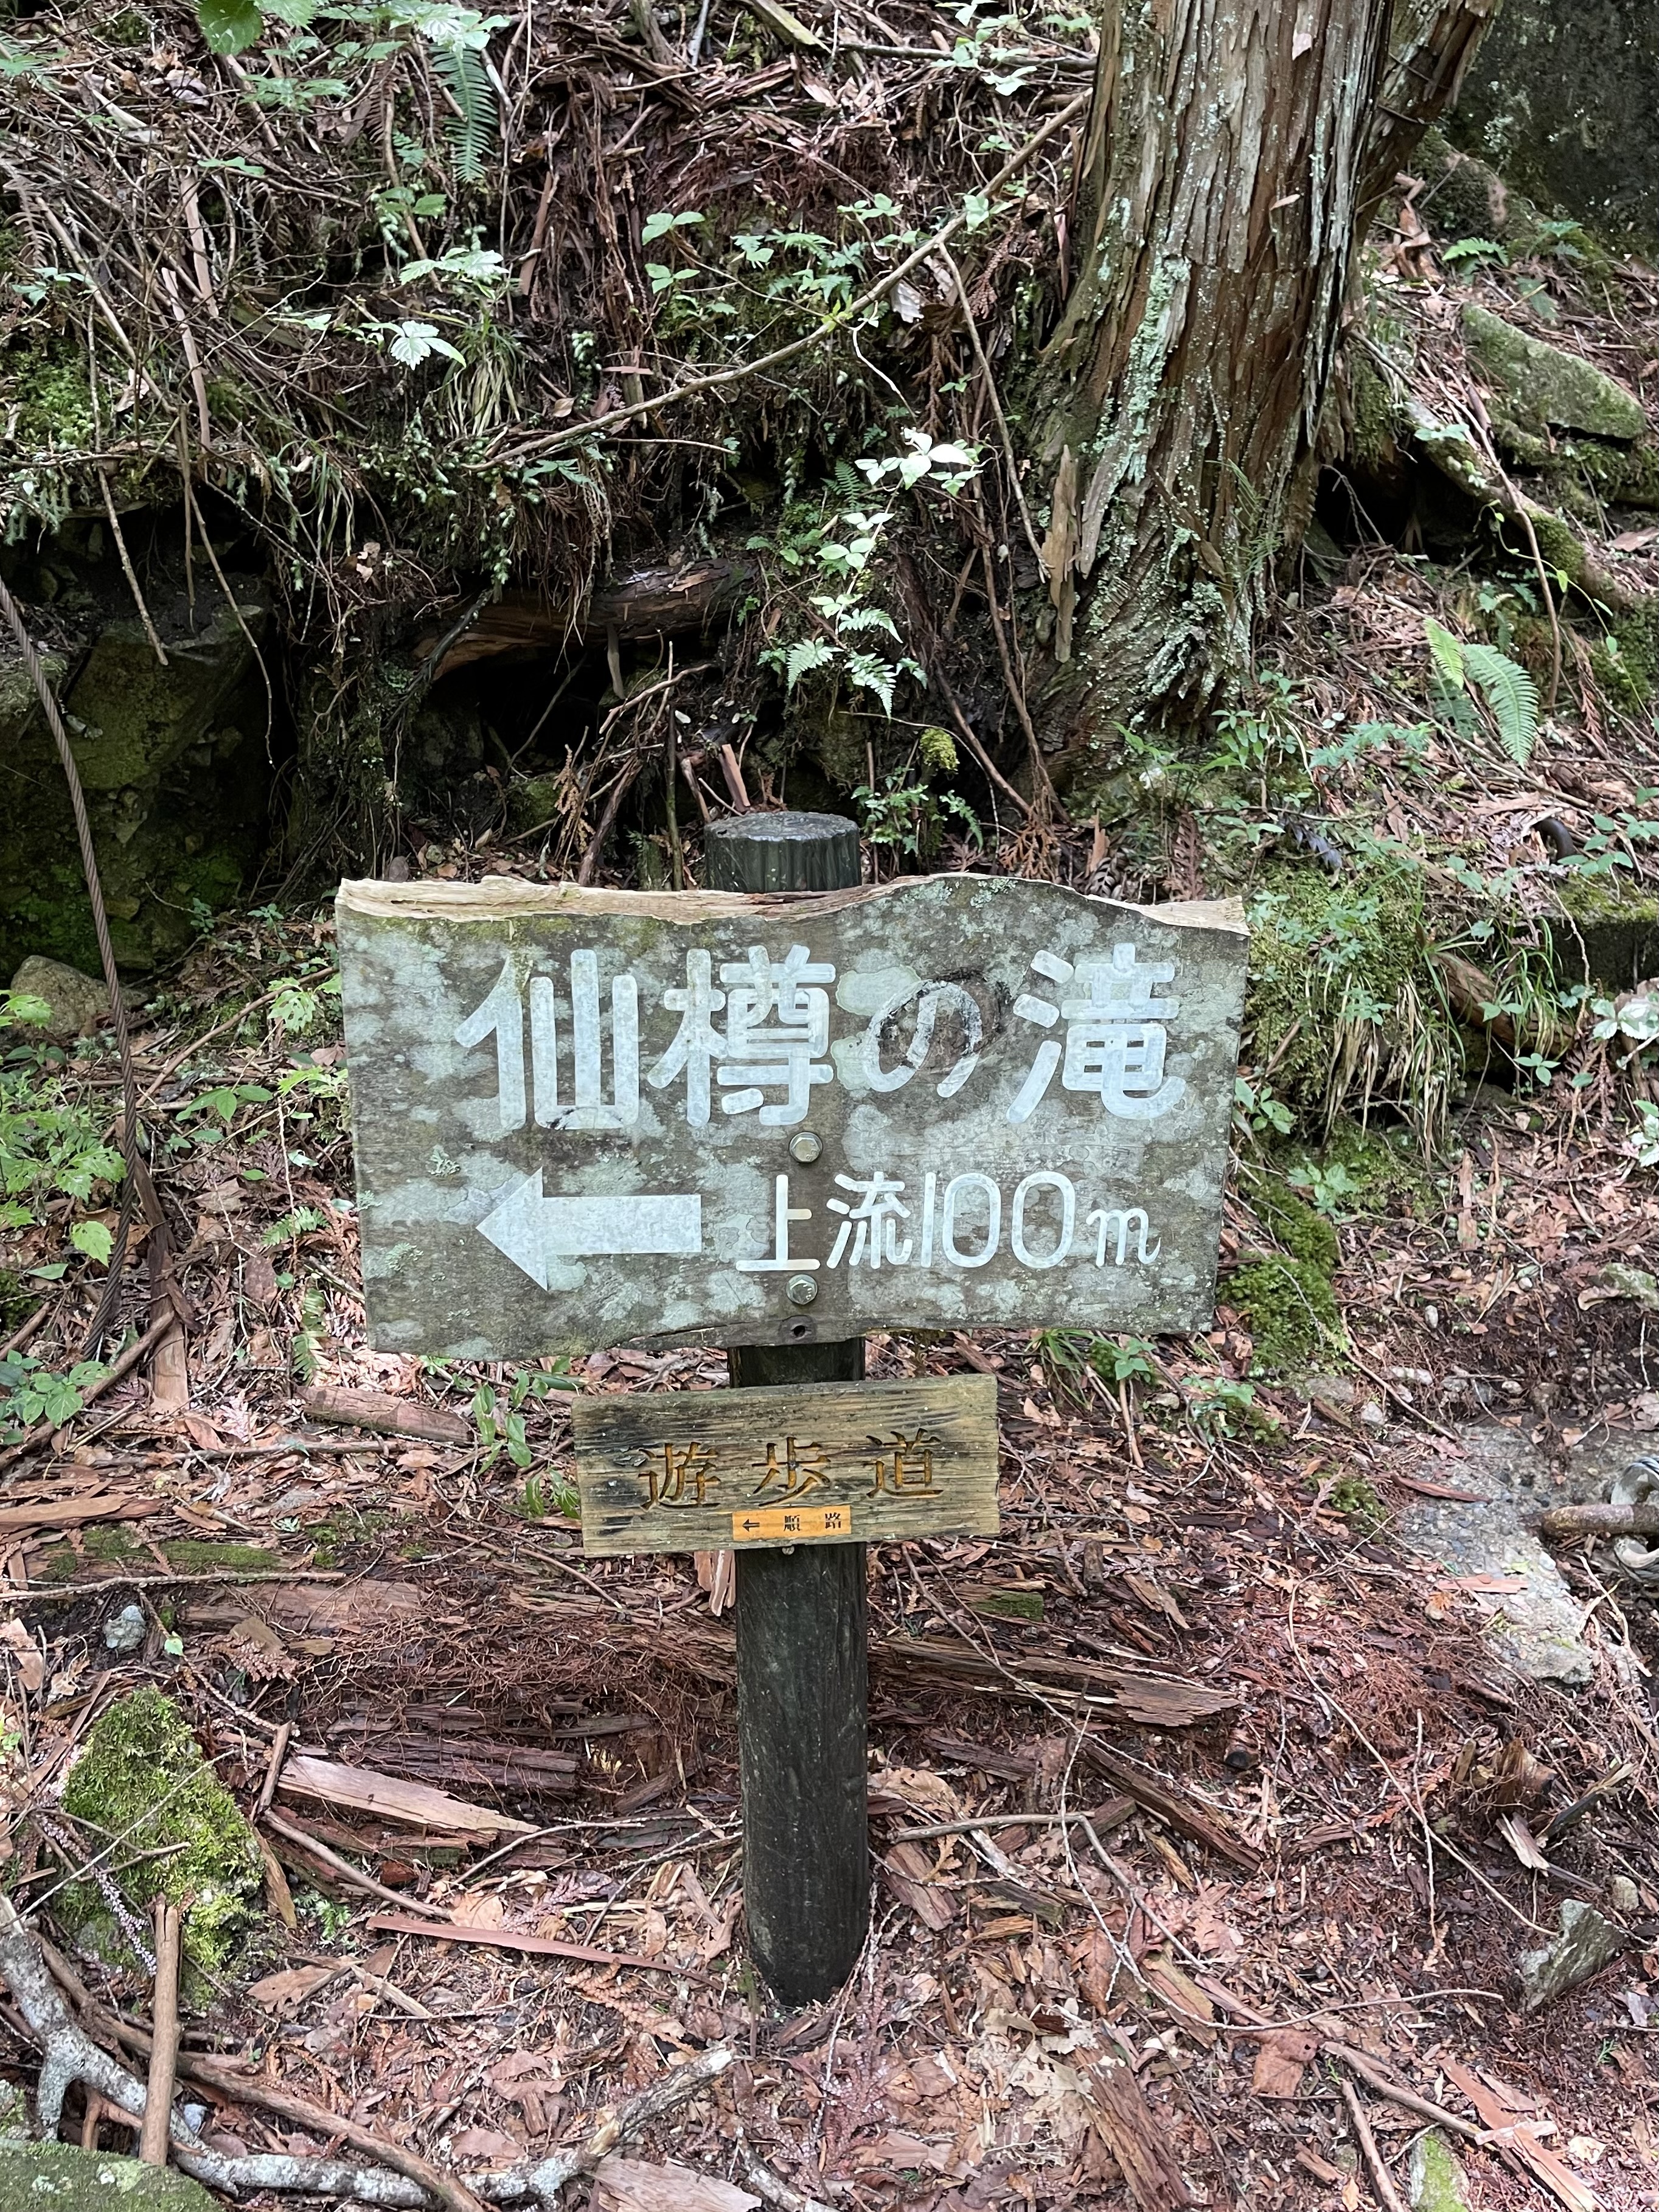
{"left": 276, "top": 1753, "right": 535, "bottom": 1837}
{"left": 1076, "top": 1741, "right": 1261, "bottom": 1873}
{"left": 420, "top": 560, "right": 753, "bottom": 677}
{"left": 298, "top": 1386, "right": 470, "bottom": 1446}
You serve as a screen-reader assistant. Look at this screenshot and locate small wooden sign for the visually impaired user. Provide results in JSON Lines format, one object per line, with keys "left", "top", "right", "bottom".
{"left": 571, "top": 1374, "right": 998, "bottom": 1554}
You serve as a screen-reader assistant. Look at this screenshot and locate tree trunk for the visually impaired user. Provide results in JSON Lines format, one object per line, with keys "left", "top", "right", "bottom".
{"left": 1034, "top": 0, "right": 1497, "bottom": 753}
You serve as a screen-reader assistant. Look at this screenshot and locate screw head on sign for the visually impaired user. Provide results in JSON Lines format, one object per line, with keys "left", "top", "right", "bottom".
{"left": 788, "top": 1131, "right": 823, "bottom": 1165}
{"left": 786, "top": 1274, "right": 819, "bottom": 1306}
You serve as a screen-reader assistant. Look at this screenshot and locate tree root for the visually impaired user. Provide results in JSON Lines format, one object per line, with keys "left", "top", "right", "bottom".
{"left": 0, "top": 1896, "right": 730, "bottom": 2205}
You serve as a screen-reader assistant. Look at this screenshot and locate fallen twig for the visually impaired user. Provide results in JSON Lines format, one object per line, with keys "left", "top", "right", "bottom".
{"left": 737, "top": 2149, "right": 836, "bottom": 2212}
{"left": 1337, "top": 2071, "right": 1408, "bottom": 2212}
{"left": 365, "top": 1909, "right": 715, "bottom": 1981}
{"left": 263, "top": 1809, "right": 454, "bottom": 1919}
{"left": 1, "top": 1570, "right": 344, "bottom": 1604}
{"left": 1076, "top": 1742, "right": 1261, "bottom": 1873}
{"left": 256, "top": 1722, "right": 293, "bottom": 1820}
{"left": 137, "top": 1899, "right": 181, "bottom": 2168}
{"left": 1334, "top": 2048, "right": 1485, "bottom": 2148}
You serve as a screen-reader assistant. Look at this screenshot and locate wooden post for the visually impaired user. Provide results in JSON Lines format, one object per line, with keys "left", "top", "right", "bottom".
{"left": 705, "top": 812, "right": 869, "bottom": 2005}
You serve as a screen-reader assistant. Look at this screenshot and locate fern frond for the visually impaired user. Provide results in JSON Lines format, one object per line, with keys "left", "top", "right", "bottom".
{"left": 1461, "top": 639, "right": 1540, "bottom": 765}
{"left": 1423, "top": 617, "right": 1465, "bottom": 690}
{"left": 434, "top": 45, "right": 495, "bottom": 184}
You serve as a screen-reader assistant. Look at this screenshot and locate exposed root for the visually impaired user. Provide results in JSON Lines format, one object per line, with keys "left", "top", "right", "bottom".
{"left": 0, "top": 1895, "right": 730, "bottom": 2205}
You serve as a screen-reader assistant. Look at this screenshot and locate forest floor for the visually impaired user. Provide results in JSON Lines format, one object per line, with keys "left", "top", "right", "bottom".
{"left": 7, "top": 112, "right": 1659, "bottom": 2212}
{"left": 2, "top": 862, "right": 1659, "bottom": 2212}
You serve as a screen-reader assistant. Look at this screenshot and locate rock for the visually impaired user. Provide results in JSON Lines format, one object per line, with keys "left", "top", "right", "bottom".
{"left": 0, "top": 550, "right": 274, "bottom": 975}
{"left": 1607, "top": 1873, "right": 1640, "bottom": 1916}
{"left": 60, "top": 1688, "right": 262, "bottom": 1977}
{"left": 5, "top": 958, "right": 109, "bottom": 1040}
{"left": 1451, "top": 0, "right": 1659, "bottom": 262}
{"left": 1516, "top": 1898, "right": 1623, "bottom": 2011}
{"left": 1305, "top": 1373, "right": 1357, "bottom": 1419}
{"left": 1358, "top": 1400, "right": 1386, "bottom": 1431}
{"left": 102, "top": 1604, "right": 145, "bottom": 1655}
{"left": 1461, "top": 304, "right": 1646, "bottom": 443}
{"left": 1397, "top": 1428, "right": 1594, "bottom": 1687}
{"left": 1409, "top": 2131, "right": 1472, "bottom": 2211}
{"left": 0, "top": 2145, "right": 220, "bottom": 2212}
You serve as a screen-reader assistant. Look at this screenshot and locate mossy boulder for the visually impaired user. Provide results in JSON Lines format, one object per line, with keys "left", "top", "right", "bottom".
{"left": 58, "top": 1688, "right": 262, "bottom": 1978}
{"left": 0, "top": 2147, "right": 219, "bottom": 2212}
{"left": 6, "top": 958, "right": 111, "bottom": 1040}
{"left": 0, "top": 571, "right": 274, "bottom": 976}
{"left": 1450, "top": 0, "right": 1659, "bottom": 262}
{"left": 1461, "top": 304, "right": 1646, "bottom": 442}
{"left": 1548, "top": 875, "right": 1659, "bottom": 989}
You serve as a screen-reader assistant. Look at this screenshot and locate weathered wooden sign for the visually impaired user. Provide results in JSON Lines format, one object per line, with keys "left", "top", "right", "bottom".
{"left": 336, "top": 875, "right": 1247, "bottom": 1357}
{"left": 572, "top": 1374, "right": 997, "bottom": 1554}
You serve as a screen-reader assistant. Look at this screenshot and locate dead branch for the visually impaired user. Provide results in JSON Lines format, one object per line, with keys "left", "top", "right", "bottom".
{"left": 1538, "top": 1501, "right": 1659, "bottom": 1540}
{"left": 737, "top": 2149, "right": 836, "bottom": 2212}
{"left": 1338, "top": 2071, "right": 1408, "bottom": 2212}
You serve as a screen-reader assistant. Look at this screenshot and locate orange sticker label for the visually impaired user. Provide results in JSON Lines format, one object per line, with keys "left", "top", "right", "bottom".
{"left": 731, "top": 1503, "right": 852, "bottom": 1543}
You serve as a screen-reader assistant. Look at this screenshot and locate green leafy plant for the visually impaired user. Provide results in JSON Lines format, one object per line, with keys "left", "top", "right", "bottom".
{"left": 291, "top": 1285, "right": 328, "bottom": 1383}
{"left": 0, "top": 1008, "right": 126, "bottom": 1267}
{"left": 854, "top": 771, "right": 981, "bottom": 863}
{"left": 0, "top": 1351, "right": 109, "bottom": 1438}
{"left": 1627, "top": 1101, "right": 1659, "bottom": 1169}
{"left": 1233, "top": 1074, "right": 1294, "bottom": 1139}
{"left": 756, "top": 435, "right": 978, "bottom": 715}
{"left": 1182, "top": 1375, "right": 1269, "bottom": 1438}
{"left": 1284, "top": 1158, "right": 1364, "bottom": 1217}
{"left": 261, "top": 1206, "right": 327, "bottom": 1247}
{"left": 1425, "top": 618, "right": 1540, "bottom": 766}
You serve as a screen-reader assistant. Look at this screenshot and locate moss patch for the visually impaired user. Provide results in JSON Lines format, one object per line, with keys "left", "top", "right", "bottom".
{"left": 1245, "top": 854, "right": 1453, "bottom": 1138}
{"left": 1281, "top": 1119, "right": 1435, "bottom": 1218}
{"left": 162, "top": 1540, "right": 284, "bottom": 1574}
{"left": 1223, "top": 1256, "right": 1344, "bottom": 1375}
{"left": 1250, "top": 1183, "right": 1339, "bottom": 1271}
{"left": 59, "top": 1688, "right": 262, "bottom": 1977}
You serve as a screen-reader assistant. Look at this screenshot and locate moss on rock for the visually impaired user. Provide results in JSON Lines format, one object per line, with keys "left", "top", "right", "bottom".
{"left": 0, "top": 2145, "right": 220, "bottom": 2212}
{"left": 1462, "top": 302, "right": 1646, "bottom": 442}
{"left": 59, "top": 1688, "right": 262, "bottom": 1977}
{"left": 1408, "top": 2129, "right": 1473, "bottom": 2210}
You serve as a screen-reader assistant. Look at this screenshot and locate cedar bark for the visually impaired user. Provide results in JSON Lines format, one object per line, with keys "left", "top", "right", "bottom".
{"left": 1036, "top": 0, "right": 1498, "bottom": 748}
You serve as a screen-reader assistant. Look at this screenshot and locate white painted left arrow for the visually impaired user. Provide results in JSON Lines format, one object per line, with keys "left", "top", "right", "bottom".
{"left": 478, "top": 1170, "right": 702, "bottom": 1290}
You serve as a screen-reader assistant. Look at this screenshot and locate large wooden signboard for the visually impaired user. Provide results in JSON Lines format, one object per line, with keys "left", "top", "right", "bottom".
{"left": 336, "top": 875, "right": 1247, "bottom": 1357}
{"left": 572, "top": 1374, "right": 997, "bottom": 1554}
